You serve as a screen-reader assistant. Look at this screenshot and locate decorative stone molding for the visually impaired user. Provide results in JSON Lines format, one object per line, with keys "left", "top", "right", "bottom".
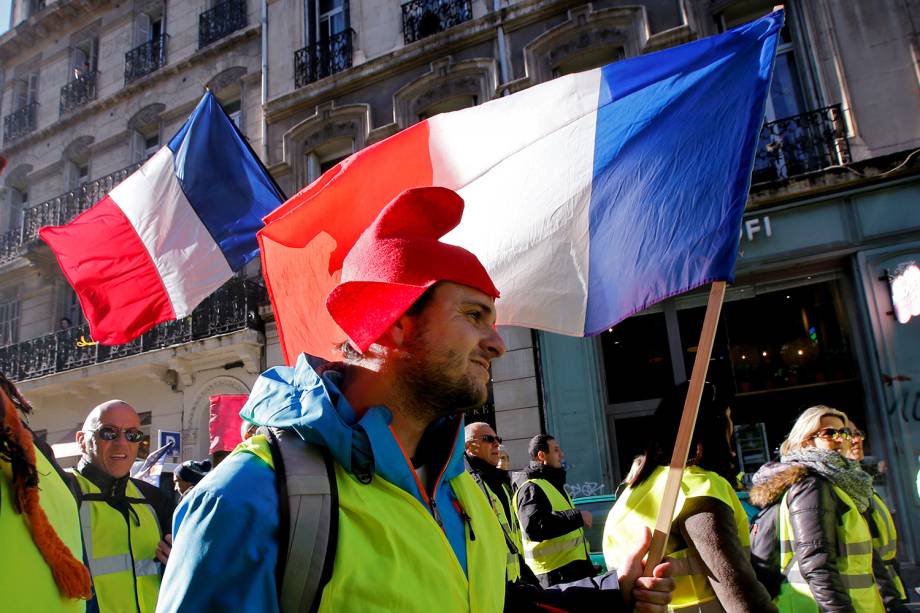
{"left": 392, "top": 57, "right": 497, "bottom": 128}
{"left": 185, "top": 374, "right": 251, "bottom": 433}
{"left": 4, "top": 162, "right": 33, "bottom": 188}
{"left": 61, "top": 135, "right": 94, "bottom": 162}
{"left": 127, "top": 102, "right": 166, "bottom": 132}
{"left": 281, "top": 101, "right": 370, "bottom": 188}
{"left": 206, "top": 66, "right": 248, "bottom": 94}
{"left": 522, "top": 4, "right": 649, "bottom": 85}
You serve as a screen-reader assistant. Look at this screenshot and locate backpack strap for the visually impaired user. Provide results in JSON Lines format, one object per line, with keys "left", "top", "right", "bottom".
{"left": 260, "top": 426, "right": 338, "bottom": 613}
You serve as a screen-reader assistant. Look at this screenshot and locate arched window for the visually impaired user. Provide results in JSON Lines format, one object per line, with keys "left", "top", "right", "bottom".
{"left": 128, "top": 103, "right": 165, "bottom": 163}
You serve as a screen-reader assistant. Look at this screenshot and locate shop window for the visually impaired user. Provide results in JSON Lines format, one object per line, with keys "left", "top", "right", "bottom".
{"left": 600, "top": 312, "right": 673, "bottom": 404}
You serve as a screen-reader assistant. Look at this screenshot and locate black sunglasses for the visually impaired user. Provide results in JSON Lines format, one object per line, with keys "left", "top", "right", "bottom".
{"left": 89, "top": 425, "right": 145, "bottom": 443}
{"left": 477, "top": 434, "right": 503, "bottom": 444}
{"left": 812, "top": 427, "right": 852, "bottom": 441}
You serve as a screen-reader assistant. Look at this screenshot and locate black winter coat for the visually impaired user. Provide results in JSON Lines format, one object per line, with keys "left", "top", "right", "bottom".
{"left": 750, "top": 463, "right": 905, "bottom": 613}
{"left": 515, "top": 463, "right": 595, "bottom": 587}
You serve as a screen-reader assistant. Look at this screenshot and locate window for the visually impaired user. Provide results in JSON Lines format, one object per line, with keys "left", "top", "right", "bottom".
{"left": 136, "top": 8, "right": 165, "bottom": 46}
{"left": 71, "top": 37, "right": 99, "bottom": 79}
{"left": 132, "top": 128, "right": 160, "bottom": 162}
{"left": 0, "top": 294, "right": 21, "bottom": 345}
{"left": 223, "top": 98, "right": 242, "bottom": 128}
{"left": 8, "top": 187, "right": 28, "bottom": 233}
{"left": 14, "top": 72, "right": 40, "bottom": 110}
{"left": 305, "top": 136, "right": 353, "bottom": 183}
{"left": 58, "top": 285, "right": 85, "bottom": 329}
{"left": 600, "top": 313, "right": 673, "bottom": 404}
{"left": 316, "top": 0, "right": 347, "bottom": 42}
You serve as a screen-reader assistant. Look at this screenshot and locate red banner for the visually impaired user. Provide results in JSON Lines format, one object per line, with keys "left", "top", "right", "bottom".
{"left": 208, "top": 394, "right": 248, "bottom": 454}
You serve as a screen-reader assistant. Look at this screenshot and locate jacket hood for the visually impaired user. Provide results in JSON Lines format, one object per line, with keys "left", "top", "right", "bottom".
{"left": 239, "top": 353, "right": 466, "bottom": 491}
{"left": 749, "top": 461, "right": 808, "bottom": 508}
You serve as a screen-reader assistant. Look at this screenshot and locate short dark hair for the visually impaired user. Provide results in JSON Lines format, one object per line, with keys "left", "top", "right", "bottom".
{"left": 528, "top": 434, "right": 555, "bottom": 461}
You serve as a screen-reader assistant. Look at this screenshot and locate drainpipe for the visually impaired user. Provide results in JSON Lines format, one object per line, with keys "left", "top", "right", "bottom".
{"left": 492, "top": 0, "right": 510, "bottom": 96}
{"left": 260, "top": 0, "right": 269, "bottom": 162}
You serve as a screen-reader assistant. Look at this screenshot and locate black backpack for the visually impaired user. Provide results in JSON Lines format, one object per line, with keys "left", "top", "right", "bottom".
{"left": 749, "top": 501, "right": 784, "bottom": 598}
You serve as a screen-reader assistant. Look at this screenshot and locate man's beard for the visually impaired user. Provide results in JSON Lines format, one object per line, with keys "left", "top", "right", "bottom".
{"left": 393, "top": 336, "right": 487, "bottom": 423}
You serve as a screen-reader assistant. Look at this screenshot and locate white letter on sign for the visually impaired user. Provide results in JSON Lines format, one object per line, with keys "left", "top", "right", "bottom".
{"left": 744, "top": 218, "right": 761, "bottom": 241}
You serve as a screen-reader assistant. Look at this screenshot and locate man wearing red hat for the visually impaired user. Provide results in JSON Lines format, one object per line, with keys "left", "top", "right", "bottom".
{"left": 158, "top": 187, "right": 674, "bottom": 612}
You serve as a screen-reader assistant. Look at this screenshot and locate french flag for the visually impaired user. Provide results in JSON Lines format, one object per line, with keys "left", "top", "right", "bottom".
{"left": 40, "top": 92, "right": 284, "bottom": 345}
{"left": 259, "top": 11, "right": 783, "bottom": 363}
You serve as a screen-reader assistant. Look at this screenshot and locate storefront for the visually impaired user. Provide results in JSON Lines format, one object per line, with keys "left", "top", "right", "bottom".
{"left": 538, "top": 176, "right": 920, "bottom": 561}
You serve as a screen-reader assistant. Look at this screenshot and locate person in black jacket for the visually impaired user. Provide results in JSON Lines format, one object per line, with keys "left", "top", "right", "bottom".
{"left": 515, "top": 434, "right": 595, "bottom": 587}
{"left": 750, "top": 405, "right": 906, "bottom": 613}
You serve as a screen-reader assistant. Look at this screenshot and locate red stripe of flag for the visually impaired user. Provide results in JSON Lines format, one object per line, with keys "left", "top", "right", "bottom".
{"left": 39, "top": 196, "right": 175, "bottom": 344}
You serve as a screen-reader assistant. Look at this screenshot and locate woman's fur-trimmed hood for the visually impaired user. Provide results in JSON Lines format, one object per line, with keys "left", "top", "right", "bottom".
{"left": 749, "top": 461, "right": 809, "bottom": 508}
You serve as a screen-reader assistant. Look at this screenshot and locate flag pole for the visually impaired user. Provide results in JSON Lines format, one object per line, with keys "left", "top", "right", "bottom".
{"left": 643, "top": 280, "right": 727, "bottom": 573}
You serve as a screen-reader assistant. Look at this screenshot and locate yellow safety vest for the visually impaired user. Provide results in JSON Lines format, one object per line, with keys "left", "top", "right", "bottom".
{"left": 514, "top": 478, "right": 590, "bottom": 576}
{"left": 236, "top": 435, "right": 506, "bottom": 613}
{"left": 70, "top": 470, "right": 162, "bottom": 613}
{"left": 1, "top": 446, "right": 86, "bottom": 612}
{"left": 867, "top": 494, "right": 906, "bottom": 600}
{"left": 602, "top": 465, "right": 749, "bottom": 612}
{"left": 480, "top": 479, "right": 524, "bottom": 582}
{"left": 777, "top": 484, "right": 885, "bottom": 612}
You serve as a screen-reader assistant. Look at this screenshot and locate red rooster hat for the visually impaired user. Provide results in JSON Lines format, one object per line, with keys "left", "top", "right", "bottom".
{"left": 326, "top": 186, "right": 499, "bottom": 352}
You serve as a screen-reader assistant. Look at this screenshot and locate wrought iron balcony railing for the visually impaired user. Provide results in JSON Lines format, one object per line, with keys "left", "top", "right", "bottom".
{"left": 19, "top": 162, "right": 142, "bottom": 250}
{"left": 752, "top": 104, "right": 851, "bottom": 184}
{"left": 294, "top": 29, "right": 354, "bottom": 88}
{"left": 60, "top": 70, "right": 99, "bottom": 117}
{"left": 0, "top": 278, "right": 266, "bottom": 382}
{"left": 124, "top": 34, "right": 169, "bottom": 85}
{"left": 3, "top": 102, "right": 39, "bottom": 144}
{"left": 402, "top": 0, "right": 472, "bottom": 44}
{"left": 0, "top": 229, "right": 21, "bottom": 262}
{"left": 199, "top": 0, "right": 247, "bottom": 48}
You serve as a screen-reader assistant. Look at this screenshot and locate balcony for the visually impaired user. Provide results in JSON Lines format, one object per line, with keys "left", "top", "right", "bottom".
{"left": 59, "top": 71, "right": 99, "bottom": 117}
{"left": 401, "top": 0, "right": 472, "bottom": 44}
{"left": 752, "top": 104, "right": 851, "bottom": 184}
{"left": 0, "top": 162, "right": 142, "bottom": 267}
{"left": 124, "top": 34, "right": 169, "bottom": 85}
{"left": 0, "top": 278, "right": 266, "bottom": 383}
{"left": 3, "top": 102, "right": 39, "bottom": 144}
{"left": 199, "top": 0, "right": 247, "bottom": 49}
{"left": 294, "top": 29, "right": 355, "bottom": 88}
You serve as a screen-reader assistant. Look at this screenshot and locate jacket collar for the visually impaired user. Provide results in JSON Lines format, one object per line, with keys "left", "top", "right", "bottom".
{"left": 77, "top": 459, "right": 129, "bottom": 497}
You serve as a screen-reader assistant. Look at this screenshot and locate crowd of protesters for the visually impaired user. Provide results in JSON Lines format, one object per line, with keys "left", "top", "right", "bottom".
{"left": 1, "top": 186, "right": 915, "bottom": 612}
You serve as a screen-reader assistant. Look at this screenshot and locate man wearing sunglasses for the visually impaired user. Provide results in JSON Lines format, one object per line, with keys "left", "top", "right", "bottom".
{"left": 71, "top": 400, "right": 175, "bottom": 613}
{"left": 464, "top": 422, "right": 537, "bottom": 587}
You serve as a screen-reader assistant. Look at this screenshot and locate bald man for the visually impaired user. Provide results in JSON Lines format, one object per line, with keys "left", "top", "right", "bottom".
{"left": 70, "top": 400, "right": 174, "bottom": 613}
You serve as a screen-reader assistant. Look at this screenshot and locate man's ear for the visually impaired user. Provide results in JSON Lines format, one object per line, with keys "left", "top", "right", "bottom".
{"left": 537, "top": 450, "right": 546, "bottom": 464}
{"left": 76, "top": 430, "right": 87, "bottom": 453}
{"left": 385, "top": 313, "right": 418, "bottom": 348}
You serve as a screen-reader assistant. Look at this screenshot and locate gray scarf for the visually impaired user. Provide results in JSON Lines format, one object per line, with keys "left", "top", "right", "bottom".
{"left": 780, "top": 447, "right": 873, "bottom": 513}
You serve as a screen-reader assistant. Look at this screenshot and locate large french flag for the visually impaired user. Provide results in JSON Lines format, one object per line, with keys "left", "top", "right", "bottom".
{"left": 40, "top": 92, "right": 284, "bottom": 345}
{"left": 261, "top": 11, "right": 783, "bottom": 363}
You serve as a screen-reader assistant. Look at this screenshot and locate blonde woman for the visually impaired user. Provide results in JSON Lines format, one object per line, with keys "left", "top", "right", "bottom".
{"left": 750, "top": 406, "right": 900, "bottom": 612}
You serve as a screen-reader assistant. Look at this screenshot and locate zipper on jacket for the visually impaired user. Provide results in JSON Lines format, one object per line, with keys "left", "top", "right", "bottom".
{"left": 452, "top": 498, "right": 475, "bottom": 541}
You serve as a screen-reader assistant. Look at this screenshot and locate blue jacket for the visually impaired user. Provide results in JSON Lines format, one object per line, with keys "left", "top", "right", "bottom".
{"left": 156, "top": 354, "right": 470, "bottom": 612}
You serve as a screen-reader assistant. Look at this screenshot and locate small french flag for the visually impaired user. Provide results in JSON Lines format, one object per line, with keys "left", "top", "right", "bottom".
{"left": 40, "top": 92, "right": 283, "bottom": 345}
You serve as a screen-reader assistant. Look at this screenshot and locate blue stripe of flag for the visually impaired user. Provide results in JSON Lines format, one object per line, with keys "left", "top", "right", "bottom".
{"left": 168, "top": 92, "right": 284, "bottom": 271}
{"left": 585, "top": 11, "right": 782, "bottom": 335}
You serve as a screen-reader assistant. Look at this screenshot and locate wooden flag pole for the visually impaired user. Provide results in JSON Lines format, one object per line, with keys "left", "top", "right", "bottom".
{"left": 642, "top": 280, "right": 727, "bottom": 574}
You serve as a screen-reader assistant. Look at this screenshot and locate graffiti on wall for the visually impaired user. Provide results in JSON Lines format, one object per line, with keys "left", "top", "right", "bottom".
{"left": 565, "top": 481, "right": 607, "bottom": 498}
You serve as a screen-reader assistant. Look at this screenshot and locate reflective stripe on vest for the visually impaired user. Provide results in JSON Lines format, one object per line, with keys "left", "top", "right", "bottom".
{"left": 602, "top": 465, "right": 750, "bottom": 611}
{"left": 70, "top": 469, "right": 162, "bottom": 613}
{"left": 236, "top": 435, "right": 507, "bottom": 613}
{"left": 867, "top": 494, "right": 906, "bottom": 600}
{"left": 514, "top": 478, "right": 589, "bottom": 576}
{"left": 776, "top": 484, "right": 884, "bottom": 613}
